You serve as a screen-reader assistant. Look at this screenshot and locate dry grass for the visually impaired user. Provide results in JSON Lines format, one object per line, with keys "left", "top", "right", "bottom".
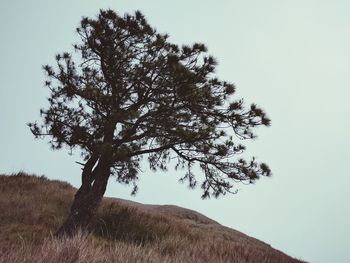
{"left": 0, "top": 173, "right": 307, "bottom": 263}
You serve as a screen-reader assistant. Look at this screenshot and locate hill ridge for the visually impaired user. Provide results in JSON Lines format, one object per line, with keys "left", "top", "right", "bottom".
{"left": 0, "top": 173, "right": 306, "bottom": 263}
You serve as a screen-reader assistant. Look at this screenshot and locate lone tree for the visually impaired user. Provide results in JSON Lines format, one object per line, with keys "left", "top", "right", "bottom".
{"left": 29, "top": 9, "right": 271, "bottom": 236}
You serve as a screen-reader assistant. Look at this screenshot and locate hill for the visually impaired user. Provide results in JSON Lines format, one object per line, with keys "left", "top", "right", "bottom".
{"left": 0, "top": 173, "right": 306, "bottom": 263}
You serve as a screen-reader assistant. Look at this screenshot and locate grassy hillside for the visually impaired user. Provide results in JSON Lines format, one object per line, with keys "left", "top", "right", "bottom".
{"left": 0, "top": 173, "right": 306, "bottom": 263}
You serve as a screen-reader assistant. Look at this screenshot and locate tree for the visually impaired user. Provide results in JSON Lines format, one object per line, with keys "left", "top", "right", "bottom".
{"left": 29, "top": 9, "right": 271, "bottom": 236}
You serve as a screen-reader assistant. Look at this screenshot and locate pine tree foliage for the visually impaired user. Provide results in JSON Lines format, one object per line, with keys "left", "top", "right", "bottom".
{"left": 29, "top": 10, "right": 271, "bottom": 199}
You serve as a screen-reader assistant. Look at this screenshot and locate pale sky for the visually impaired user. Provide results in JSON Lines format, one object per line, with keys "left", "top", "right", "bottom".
{"left": 1, "top": 1, "right": 349, "bottom": 263}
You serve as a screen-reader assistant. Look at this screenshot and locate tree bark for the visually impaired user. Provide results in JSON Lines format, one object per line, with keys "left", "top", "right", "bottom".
{"left": 55, "top": 158, "right": 110, "bottom": 237}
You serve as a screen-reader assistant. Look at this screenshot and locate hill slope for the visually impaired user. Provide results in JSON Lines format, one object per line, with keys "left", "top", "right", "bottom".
{"left": 0, "top": 173, "right": 306, "bottom": 263}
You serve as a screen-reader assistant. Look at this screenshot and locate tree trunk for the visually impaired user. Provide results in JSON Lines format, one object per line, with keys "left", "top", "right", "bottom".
{"left": 55, "top": 160, "right": 110, "bottom": 237}
{"left": 56, "top": 119, "right": 117, "bottom": 237}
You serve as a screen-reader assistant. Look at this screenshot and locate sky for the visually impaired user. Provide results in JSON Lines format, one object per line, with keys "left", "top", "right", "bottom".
{"left": 1, "top": 1, "right": 349, "bottom": 262}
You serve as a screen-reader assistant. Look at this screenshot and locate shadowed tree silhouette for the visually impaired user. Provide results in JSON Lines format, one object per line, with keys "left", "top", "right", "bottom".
{"left": 29, "top": 9, "right": 271, "bottom": 237}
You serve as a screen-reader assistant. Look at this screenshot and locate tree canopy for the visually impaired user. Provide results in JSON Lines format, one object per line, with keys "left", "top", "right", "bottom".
{"left": 29, "top": 9, "right": 271, "bottom": 200}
